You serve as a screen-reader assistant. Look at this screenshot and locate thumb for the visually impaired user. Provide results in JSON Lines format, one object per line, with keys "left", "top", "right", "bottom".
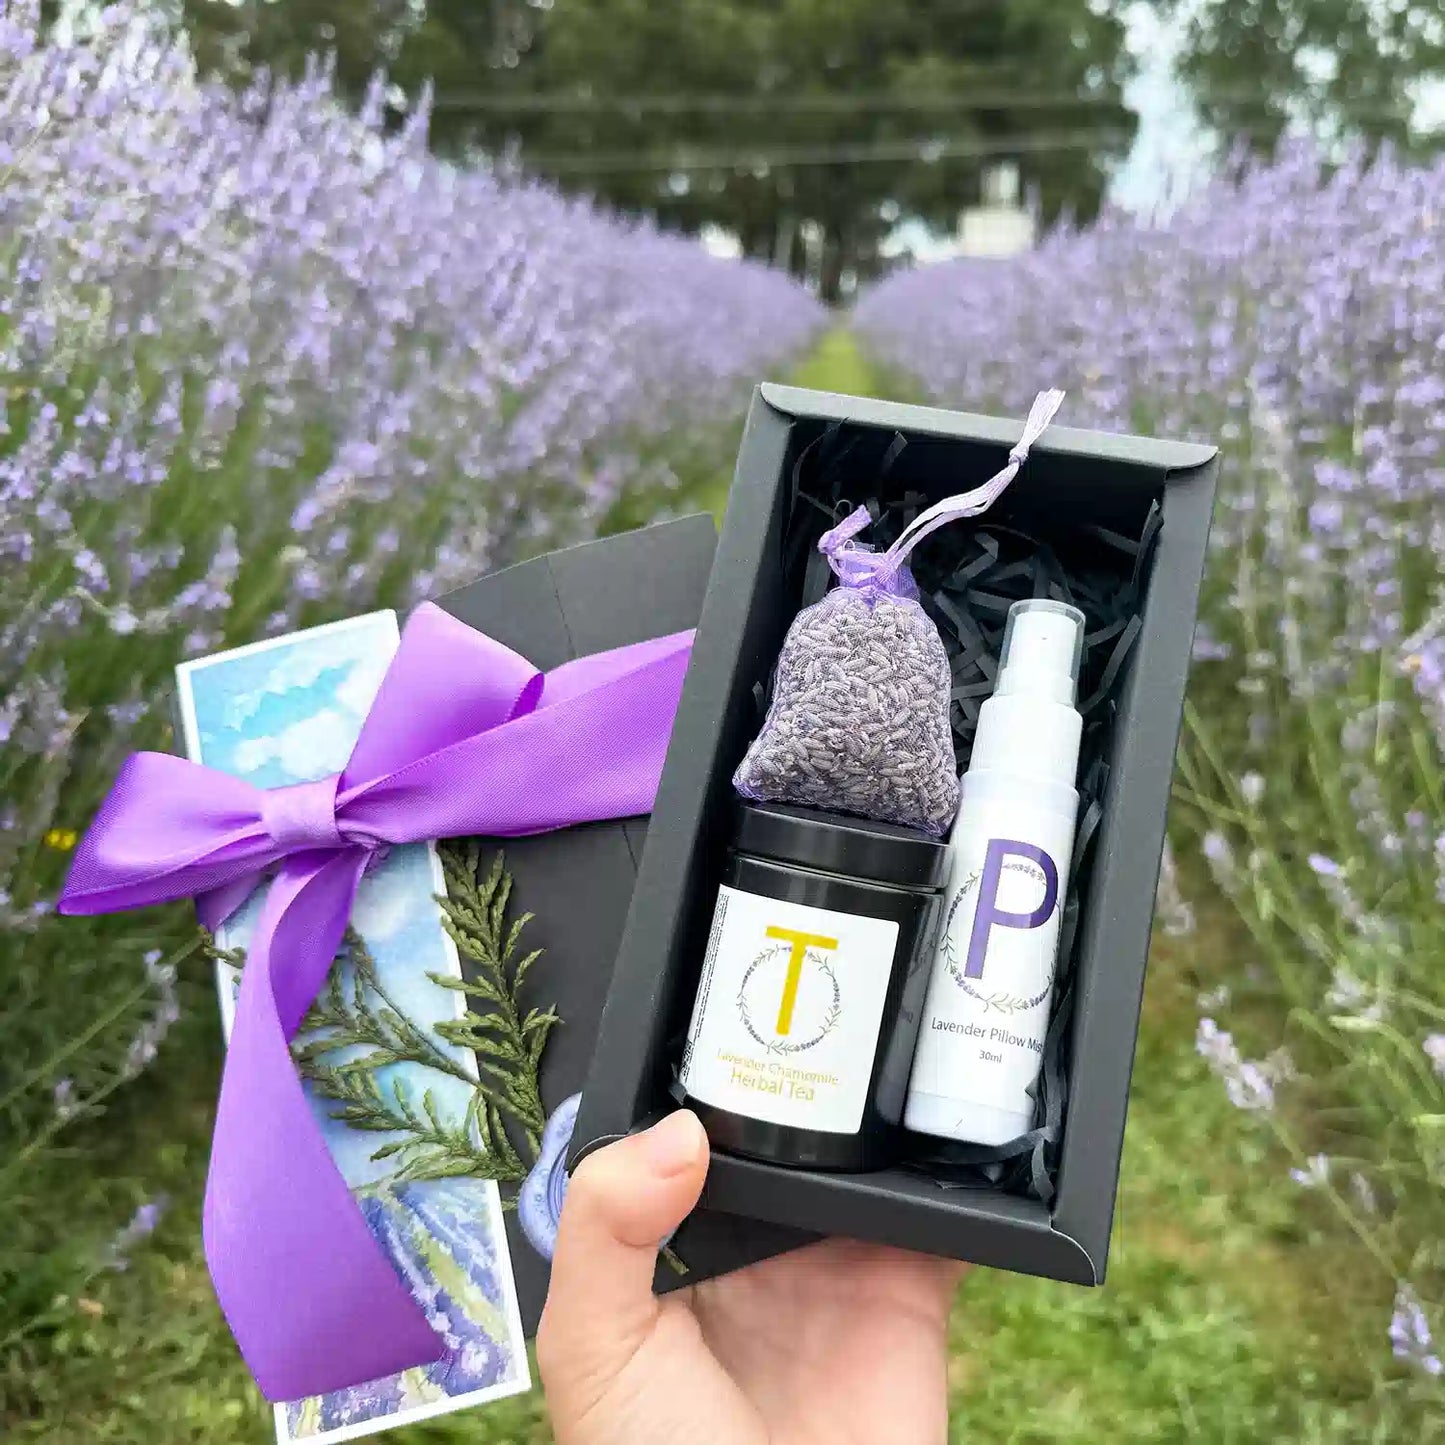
{"left": 537, "top": 1110, "right": 708, "bottom": 1407}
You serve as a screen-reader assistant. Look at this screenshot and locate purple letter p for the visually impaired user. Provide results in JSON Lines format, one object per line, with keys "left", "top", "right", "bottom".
{"left": 963, "top": 839, "right": 1060, "bottom": 980}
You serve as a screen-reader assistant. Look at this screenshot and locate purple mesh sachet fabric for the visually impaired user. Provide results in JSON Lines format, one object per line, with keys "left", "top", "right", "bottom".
{"left": 733, "top": 576, "right": 959, "bottom": 834}
{"left": 733, "top": 389, "right": 1066, "bottom": 838}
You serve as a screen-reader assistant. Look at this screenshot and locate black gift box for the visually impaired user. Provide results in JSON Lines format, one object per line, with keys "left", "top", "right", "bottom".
{"left": 574, "top": 386, "right": 1219, "bottom": 1287}
{"left": 434, "top": 514, "right": 812, "bottom": 1325}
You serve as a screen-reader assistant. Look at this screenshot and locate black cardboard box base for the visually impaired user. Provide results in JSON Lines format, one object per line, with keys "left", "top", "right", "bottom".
{"left": 575, "top": 388, "right": 1220, "bottom": 1288}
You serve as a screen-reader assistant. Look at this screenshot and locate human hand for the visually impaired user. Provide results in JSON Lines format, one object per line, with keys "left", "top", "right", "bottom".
{"left": 537, "top": 1110, "right": 964, "bottom": 1445}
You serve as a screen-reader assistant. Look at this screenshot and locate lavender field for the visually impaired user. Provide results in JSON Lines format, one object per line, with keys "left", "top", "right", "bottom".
{"left": 0, "top": 5, "right": 821, "bottom": 1436}
{"left": 859, "top": 143, "right": 1445, "bottom": 1420}
{"left": 5, "top": 1, "right": 1444, "bottom": 1441}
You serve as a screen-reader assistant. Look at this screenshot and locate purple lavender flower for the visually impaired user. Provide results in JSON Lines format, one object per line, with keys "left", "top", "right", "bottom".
{"left": 1155, "top": 840, "right": 1195, "bottom": 937}
{"left": 1195, "top": 1018, "right": 1289, "bottom": 1112}
{"left": 53, "top": 1076, "right": 80, "bottom": 1124}
{"left": 103, "top": 1195, "right": 171, "bottom": 1272}
{"left": 105, "top": 700, "right": 148, "bottom": 728}
{"left": 1289, "top": 1154, "right": 1331, "bottom": 1188}
{"left": 1425, "top": 1034, "right": 1445, "bottom": 1078}
{"left": 1325, "top": 968, "right": 1387, "bottom": 1024}
{"left": 1389, "top": 1284, "right": 1442, "bottom": 1377}
{"left": 1191, "top": 631, "right": 1232, "bottom": 663}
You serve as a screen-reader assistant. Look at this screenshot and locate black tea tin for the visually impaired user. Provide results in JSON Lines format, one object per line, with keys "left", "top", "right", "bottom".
{"left": 679, "top": 802, "right": 948, "bottom": 1171}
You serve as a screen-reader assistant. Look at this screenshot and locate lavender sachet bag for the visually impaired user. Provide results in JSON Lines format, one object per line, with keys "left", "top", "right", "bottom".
{"left": 733, "top": 390, "right": 1065, "bottom": 836}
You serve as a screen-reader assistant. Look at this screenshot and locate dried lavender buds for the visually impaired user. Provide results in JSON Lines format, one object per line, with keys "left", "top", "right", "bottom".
{"left": 733, "top": 584, "right": 959, "bottom": 836}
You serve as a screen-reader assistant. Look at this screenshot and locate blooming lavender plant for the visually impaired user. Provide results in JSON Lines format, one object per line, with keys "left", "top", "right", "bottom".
{"left": 103, "top": 1196, "right": 171, "bottom": 1274}
{"left": 858, "top": 142, "right": 1445, "bottom": 735}
{"left": 1155, "top": 838, "right": 1196, "bottom": 938}
{"left": 120, "top": 949, "right": 181, "bottom": 1080}
{"left": 0, "top": 0, "right": 822, "bottom": 817}
{"left": 1389, "top": 1284, "right": 1442, "bottom": 1378}
{"left": 1195, "top": 1018, "right": 1292, "bottom": 1112}
{"left": 1289, "top": 1154, "right": 1331, "bottom": 1189}
{"left": 858, "top": 141, "right": 1445, "bottom": 1389}
{"left": 1, "top": 0, "right": 821, "bottom": 1363}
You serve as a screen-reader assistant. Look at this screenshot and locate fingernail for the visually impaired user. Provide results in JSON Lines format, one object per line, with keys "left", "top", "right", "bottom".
{"left": 639, "top": 1110, "right": 706, "bottom": 1177}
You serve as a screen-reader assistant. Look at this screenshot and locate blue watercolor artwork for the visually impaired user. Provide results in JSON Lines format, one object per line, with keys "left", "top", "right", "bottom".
{"left": 175, "top": 613, "right": 530, "bottom": 1445}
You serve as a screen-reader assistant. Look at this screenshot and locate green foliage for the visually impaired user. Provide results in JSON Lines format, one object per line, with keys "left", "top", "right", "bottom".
{"left": 295, "top": 930, "right": 475, "bottom": 1091}
{"left": 202, "top": 846, "right": 557, "bottom": 1193}
{"left": 290, "top": 926, "right": 528, "bottom": 1188}
{"left": 433, "top": 842, "right": 558, "bottom": 1156}
{"left": 179, "top": 0, "right": 419, "bottom": 97}
{"left": 325, "top": 1066, "right": 523, "bottom": 1187}
{"left": 279, "top": 848, "right": 554, "bottom": 1190}
{"left": 175, "top": 0, "right": 1136, "bottom": 299}
{"left": 428, "top": 0, "right": 1134, "bottom": 298}
{"left": 1160, "top": 0, "right": 1445, "bottom": 154}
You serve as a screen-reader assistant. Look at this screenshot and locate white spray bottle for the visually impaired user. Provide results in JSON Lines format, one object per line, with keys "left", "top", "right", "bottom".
{"left": 904, "top": 598, "right": 1085, "bottom": 1146}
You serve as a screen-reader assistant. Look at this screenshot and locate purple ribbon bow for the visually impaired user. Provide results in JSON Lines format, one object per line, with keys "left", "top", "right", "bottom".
{"left": 59, "top": 603, "right": 694, "bottom": 1402}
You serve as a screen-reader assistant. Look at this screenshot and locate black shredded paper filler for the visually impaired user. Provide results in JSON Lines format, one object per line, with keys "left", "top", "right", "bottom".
{"left": 769, "top": 422, "right": 1163, "bottom": 1205}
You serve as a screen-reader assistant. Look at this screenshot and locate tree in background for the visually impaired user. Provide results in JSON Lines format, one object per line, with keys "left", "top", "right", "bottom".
{"left": 177, "top": 0, "right": 534, "bottom": 98}
{"left": 418, "top": 0, "right": 1134, "bottom": 301}
{"left": 1160, "top": 0, "right": 1445, "bottom": 154}
{"left": 174, "top": 0, "right": 1134, "bottom": 301}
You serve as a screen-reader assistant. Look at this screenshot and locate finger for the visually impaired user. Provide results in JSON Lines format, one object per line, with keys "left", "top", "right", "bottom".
{"left": 537, "top": 1110, "right": 709, "bottom": 1401}
{"left": 922, "top": 1256, "right": 970, "bottom": 1320}
{"left": 894, "top": 1251, "right": 968, "bottom": 1329}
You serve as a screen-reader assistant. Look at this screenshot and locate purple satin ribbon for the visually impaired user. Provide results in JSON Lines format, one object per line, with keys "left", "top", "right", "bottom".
{"left": 59, "top": 603, "right": 694, "bottom": 1402}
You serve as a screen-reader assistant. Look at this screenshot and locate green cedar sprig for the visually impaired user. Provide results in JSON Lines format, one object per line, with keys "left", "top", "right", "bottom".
{"left": 202, "top": 845, "right": 690, "bottom": 1268}
{"left": 304, "top": 1048, "right": 526, "bottom": 1187}
{"left": 291, "top": 926, "right": 529, "bottom": 1188}
{"left": 430, "top": 842, "right": 559, "bottom": 1157}
{"left": 293, "top": 927, "right": 475, "bottom": 1089}
{"left": 203, "top": 847, "right": 553, "bottom": 1190}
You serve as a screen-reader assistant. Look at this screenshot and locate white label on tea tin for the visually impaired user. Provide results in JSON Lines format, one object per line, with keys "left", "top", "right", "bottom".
{"left": 680, "top": 885, "right": 899, "bottom": 1135}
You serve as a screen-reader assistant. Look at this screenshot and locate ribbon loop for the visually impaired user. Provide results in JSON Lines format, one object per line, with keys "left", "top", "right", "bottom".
{"left": 818, "top": 504, "right": 873, "bottom": 558}
{"left": 879, "top": 388, "right": 1065, "bottom": 573}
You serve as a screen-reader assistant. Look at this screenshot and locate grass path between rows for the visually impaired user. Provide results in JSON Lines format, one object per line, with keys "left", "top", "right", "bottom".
{"left": 7, "top": 330, "right": 1390, "bottom": 1445}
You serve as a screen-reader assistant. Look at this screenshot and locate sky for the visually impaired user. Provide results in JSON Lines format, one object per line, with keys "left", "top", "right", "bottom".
{"left": 1111, "top": 3, "right": 1214, "bottom": 214}
{"left": 840, "top": 5, "right": 1205, "bottom": 267}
